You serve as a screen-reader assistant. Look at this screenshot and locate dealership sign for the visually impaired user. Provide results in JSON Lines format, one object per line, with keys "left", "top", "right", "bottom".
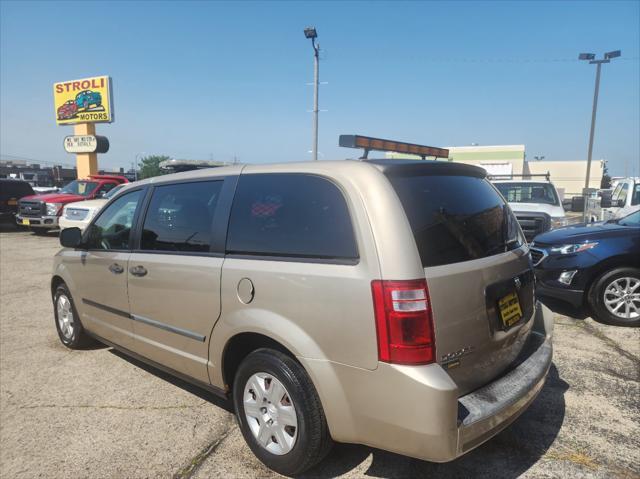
{"left": 53, "top": 75, "right": 113, "bottom": 125}
{"left": 63, "top": 135, "right": 109, "bottom": 154}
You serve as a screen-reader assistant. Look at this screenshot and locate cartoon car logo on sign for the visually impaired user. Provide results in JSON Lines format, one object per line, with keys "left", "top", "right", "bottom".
{"left": 75, "top": 90, "right": 102, "bottom": 111}
{"left": 57, "top": 100, "right": 78, "bottom": 120}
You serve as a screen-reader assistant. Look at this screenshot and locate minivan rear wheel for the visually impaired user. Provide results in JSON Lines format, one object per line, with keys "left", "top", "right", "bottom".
{"left": 588, "top": 267, "right": 640, "bottom": 327}
{"left": 53, "top": 284, "right": 93, "bottom": 348}
{"left": 232, "top": 348, "right": 333, "bottom": 475}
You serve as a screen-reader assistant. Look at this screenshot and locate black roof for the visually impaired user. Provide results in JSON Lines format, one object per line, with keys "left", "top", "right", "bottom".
{"left": 363, "top": 159, "right": 487, "bottom": 178}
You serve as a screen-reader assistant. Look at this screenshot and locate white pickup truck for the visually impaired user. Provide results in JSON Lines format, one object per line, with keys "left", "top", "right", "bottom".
{"left": 600, "top": 177, "right": 640, "bottom": 220}
{"left": 492, "top": 179, "right": 567, "bottom": 242}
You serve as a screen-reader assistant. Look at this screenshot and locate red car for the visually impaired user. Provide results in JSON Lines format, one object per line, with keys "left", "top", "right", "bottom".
{"left": 57, "top": 100, "right": 78, "bottom": 120}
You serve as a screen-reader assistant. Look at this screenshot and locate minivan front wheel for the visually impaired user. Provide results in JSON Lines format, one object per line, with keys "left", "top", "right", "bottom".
{"left": 233, "top": 349, "right": 333, "bottom": 475}
{"left": 53, "top": 284, "right": 93, "bottom": 348}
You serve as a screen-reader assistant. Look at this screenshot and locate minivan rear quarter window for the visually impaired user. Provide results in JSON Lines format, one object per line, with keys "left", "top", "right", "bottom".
{"left": 387, "top": 173, "right": 522, "bottom": 267}
{"left": 227, "top": 173, "right": 358, "bottom": 261}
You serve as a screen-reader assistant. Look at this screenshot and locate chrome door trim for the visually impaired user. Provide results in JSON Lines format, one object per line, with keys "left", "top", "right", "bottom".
{"left": 82, "top": 298, "right": 206, "bottom": 342}
{"left": 131, "top": 314, "right": 206, "bottom": 342}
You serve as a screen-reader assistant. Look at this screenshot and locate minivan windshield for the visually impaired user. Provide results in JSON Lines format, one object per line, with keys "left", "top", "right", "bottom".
{"left": 59, "top": 180, "right": 99, "bottom": 197}
{"left": 494, "top": 182, "right": 559, "bottom": 206}
{"left": 387, "top": 174, "right": 524, "bottom": 267}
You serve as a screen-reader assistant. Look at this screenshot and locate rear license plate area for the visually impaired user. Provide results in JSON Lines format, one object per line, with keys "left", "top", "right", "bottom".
{"left": 485, "top": 270, "right": 535, "bottom": 332}
{"left": 498, "top": 292, "right": 523, "bottom": 328}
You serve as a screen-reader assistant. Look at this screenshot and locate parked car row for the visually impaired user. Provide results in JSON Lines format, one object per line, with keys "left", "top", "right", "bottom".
{"left": 16, "top": 174, "right": 128, "bottom": 233}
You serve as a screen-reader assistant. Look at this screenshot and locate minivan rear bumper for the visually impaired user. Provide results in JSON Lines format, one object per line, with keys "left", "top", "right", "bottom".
{"left": 300, "top": 302, "right": 553, "bottom": 463}
{"left": 457, "top": 330, "right": 551, "bottom": 455}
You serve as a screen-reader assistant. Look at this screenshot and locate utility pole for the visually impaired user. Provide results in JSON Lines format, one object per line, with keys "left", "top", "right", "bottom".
{"left": 304, "top": 27, "right": 320, "bottom": 161}
{"left": 578, "top": 50, "right": 621, "bottom": 221}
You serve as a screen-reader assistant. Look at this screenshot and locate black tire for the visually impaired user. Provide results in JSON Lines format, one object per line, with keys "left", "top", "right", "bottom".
{"left": 233, "top": 348, "right": 333, "bottom": 476}
{"left": 53, "top": 283, "right": 94, "bottom": 348}
{"left": 588, "top": 267, "right": 640, "bottom": 327}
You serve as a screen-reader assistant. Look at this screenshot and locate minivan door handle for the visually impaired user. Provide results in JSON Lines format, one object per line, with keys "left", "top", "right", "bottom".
{"left": 129, "top": 265, "right": 148, "bottom": 277}
{"left": 108, "top": 263, "right": 124, "bottom": 274}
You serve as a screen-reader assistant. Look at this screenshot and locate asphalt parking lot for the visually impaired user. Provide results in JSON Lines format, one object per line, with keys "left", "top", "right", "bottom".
{"left": 1, "top": 225, "right": 638, "bottom": 479}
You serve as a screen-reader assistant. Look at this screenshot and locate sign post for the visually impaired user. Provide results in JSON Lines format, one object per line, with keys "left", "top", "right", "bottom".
{"left": 53, "top": 75, "right": 113, "bottom": 178}
{"left": 74, "top": 123, "right": 97, "bottom": 179}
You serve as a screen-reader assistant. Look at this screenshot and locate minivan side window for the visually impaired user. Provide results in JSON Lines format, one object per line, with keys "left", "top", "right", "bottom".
{"left": 227, "top": 174, "right": 358, "bottom": 261}
{"left": 85, "top": 189, "right": 143, "bottom": 250}
{"left": 140, "top": 180, "right": 223, "bottom": 253}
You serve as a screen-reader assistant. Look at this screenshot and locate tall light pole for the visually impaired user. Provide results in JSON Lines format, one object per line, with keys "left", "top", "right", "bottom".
{"left": 304, "top": 27, "right": 320, "bottom": 161}
{"left": 579, "top": 50, "right": 621, "bottom": 220}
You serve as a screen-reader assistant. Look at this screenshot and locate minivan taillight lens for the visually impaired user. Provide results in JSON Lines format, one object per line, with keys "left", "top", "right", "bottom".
{"left": 371, "top": 279, "right": 435, "bottom": 365}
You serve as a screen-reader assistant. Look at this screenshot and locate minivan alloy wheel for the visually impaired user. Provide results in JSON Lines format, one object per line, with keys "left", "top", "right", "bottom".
{"left": 604, "top": 277, "right": 640, "bottom": 320}
{"left": 56, "top": 294, "right": 75, "bottom": 339}
{"left": 243, "top": 372, "right": 298, "bottom": 455}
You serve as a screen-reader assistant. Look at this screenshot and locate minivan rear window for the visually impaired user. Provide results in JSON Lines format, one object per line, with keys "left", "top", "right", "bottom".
{"left": 387, "top": 173, "right": 523, "bottom": 267}
{"left": 227, "top": 174, "right": 358, "bottom": 261}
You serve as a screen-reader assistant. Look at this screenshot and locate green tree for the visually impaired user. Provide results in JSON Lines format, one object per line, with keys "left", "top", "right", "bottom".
{"left": 601, "top": 161, "right": 612, "bottom": 189}
{"left": 139, "top": 155, "right": 171, "bottom": 179}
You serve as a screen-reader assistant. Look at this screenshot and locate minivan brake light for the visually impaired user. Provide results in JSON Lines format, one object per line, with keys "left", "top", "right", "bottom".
{"left": 371, "top": 279, "right": 435, "bottom": 365}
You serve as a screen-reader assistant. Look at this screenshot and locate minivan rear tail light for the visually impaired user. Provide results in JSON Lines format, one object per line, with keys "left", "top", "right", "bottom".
{"left": 371, "top": 279, "right": 435, "bottom": 365}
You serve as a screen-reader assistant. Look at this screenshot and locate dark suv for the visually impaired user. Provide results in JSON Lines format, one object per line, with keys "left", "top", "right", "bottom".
{"left": 0, "top": 179, "right": 35, "bottom": 222}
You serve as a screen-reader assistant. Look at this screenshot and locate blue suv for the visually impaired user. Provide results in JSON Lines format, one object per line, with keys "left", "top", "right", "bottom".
{"left": 531, "top": 210, "right": 640, "bottom": 327}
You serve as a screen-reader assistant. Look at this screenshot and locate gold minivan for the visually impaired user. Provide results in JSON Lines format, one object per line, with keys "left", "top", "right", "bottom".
{"left": 53, "top": 160, "right": 553, "bottom": 476}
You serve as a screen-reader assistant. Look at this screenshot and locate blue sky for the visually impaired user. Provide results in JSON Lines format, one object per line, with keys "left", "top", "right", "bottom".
{"left": 1, "top": 0, "right": 638, "bottom": 176}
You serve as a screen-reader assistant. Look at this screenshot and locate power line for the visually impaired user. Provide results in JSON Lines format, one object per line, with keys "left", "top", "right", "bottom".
{"left": 403, "top": 56, "right": 639, "bottom": 64}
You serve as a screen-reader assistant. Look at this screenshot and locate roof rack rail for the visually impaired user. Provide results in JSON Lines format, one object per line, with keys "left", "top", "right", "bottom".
{"left": 339, "top": 134, "right": 449, "bottom": 160}
{"left": 489, "top": 172, "right": 551, "bottom": 181}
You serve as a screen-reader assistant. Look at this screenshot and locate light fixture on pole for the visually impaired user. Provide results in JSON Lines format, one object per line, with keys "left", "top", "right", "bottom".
{"left": 534, "top": 155, "right": 545, "bottom": 161}
{"left": 579, "top": 50, "right": 621, "bottom": 220}
{"left": 304, "top": 27, "right": 320, "bottom": 161}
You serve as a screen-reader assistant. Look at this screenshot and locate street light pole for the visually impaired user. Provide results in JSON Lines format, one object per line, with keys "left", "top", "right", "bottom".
{"left": 584, "top": 61, "right": 602, "bottom": 192}
{"left": 304, "top": 27, "right": 320, "bottom": 161}
{"left": 579, "top": 50, "right": 621, "bottom": 221}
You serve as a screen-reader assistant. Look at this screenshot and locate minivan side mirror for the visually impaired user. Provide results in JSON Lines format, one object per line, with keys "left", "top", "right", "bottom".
{"left": 617, "top": 199, "right": 625, "bottom": 207}
{"left": 60, "top": 227, "right": 83, "bottom": 248}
